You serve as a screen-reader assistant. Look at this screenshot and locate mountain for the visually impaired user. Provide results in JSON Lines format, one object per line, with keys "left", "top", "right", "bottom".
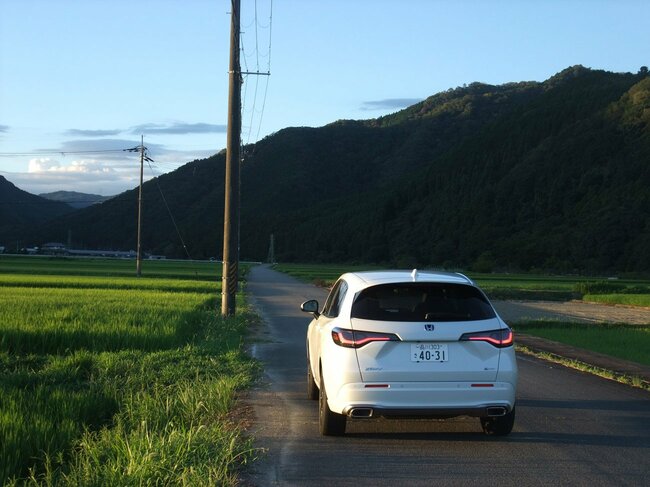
{"left": 39, "top": 191, "right": 113, "bottom": 209}
{"left": 3, "top": 65, "right": 650, "bottom": 273}
{"left": 0, "top": 176, "right": 75, "bottom": 241}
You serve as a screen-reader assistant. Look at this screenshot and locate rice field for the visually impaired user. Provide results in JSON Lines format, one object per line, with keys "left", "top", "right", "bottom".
{"left": 0, "top": 255, "right": 221, "bottom": 279}
{"left": 583, "top": 294, "right": 650, "bottom": 307}
{"left": 273, "top": 263, "right": 650, "bottom": 302}
{"left": 0, "top": 256, "right": 257, "bottom": 485}
{"left": 513, "top": 322, "right": 650, "bottom": 366}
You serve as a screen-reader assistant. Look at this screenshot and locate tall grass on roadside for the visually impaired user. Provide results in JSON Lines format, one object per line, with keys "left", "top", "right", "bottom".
{"left": 0, "top": 383, "right": 117, "bottom": 484}
{"left": 1, "top": 261, "right": 258, "bottom": 486}
{"left": 59, "top": 375, "right": 252, "bottom": 486}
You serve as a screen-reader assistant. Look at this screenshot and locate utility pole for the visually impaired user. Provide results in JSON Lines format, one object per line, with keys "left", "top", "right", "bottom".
{"left": 136, "top": 135, "right": 144, "bottom": 277}
{"left": 221, "top": 0, "right": 242, "bottom": 316}
{"left": 267, "top": 233, "right": 275, "bottom": 263}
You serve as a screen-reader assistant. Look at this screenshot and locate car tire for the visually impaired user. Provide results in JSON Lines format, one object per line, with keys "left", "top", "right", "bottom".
{"left": 307, "top": 357, "right": 319, "bottom": 400}
{"left": 480, "top": 406, "right": 515, "bottom": 436}
{"left": 319, "top": 369, "right": 346, "bottom": 436}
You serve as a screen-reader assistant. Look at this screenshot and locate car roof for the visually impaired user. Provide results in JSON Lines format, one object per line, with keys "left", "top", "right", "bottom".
{"left": 339, "top": 269, "right": 475, "bottom": 292}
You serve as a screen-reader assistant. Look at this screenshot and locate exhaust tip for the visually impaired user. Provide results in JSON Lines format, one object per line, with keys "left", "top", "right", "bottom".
{"left": 349, "top": 408, "right": 373, "bottom": 418}
{"left": 486, "top": 407, "right": 507, "bottom": 417}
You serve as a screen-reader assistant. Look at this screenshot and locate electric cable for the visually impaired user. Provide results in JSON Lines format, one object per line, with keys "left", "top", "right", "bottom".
{"left": 0, "top": 149, "right": 131, "bottom": 157}
{"left": 145, "top": 159, "right": 193, "bottom": 260}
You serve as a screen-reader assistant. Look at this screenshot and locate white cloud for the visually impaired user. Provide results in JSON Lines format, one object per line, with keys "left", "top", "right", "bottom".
{"left": 8, "top": 157, "right": 140, "bottom": 195}
{"left": 2, "top": 136, "right": 220, "bottom": 196}
{"left": 130, "top": 122, "right": 227, "bottom": 135}
{"left": 28, "top": 157, "right": 117, "bottom": 174}
{"left": 360, "top": 98, "right": 424, "bottom": 111}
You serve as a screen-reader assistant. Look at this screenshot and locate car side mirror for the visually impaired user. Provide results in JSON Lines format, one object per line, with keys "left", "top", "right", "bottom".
{"left": 301, "top": 299, "right": 320, "bottom": 317}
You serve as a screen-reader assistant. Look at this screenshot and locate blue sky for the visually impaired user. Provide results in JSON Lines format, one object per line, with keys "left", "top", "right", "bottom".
{"left": 1, "top": 0, "right": 649, "bottom": 195}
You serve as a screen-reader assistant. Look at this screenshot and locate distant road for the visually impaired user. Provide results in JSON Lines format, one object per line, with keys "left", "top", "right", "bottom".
{"left": 244, "top": 265, "right": 650, "bottom": 486}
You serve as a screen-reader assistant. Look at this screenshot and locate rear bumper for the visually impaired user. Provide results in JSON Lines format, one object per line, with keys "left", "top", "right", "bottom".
{"left": 330, "top": 381, "right": 516, "bottom": 418}
{"left": 343, "top": 404, "right": 512, "bottom": 419}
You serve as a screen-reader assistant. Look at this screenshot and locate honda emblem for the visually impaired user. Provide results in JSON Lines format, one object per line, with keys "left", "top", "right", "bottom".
{"left": 424, "top": 324, "right": 435, "bottom": 331}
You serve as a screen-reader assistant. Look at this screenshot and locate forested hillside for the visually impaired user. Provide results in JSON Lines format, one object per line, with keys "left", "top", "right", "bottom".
{"left": 0, "top": 176, "right": 74, "bottom": 242}
{"left": 39, "top": 191, "right": 113, "bottom": 209}
{"left": 4, "top": 66, "right": 650, "bottom": 273}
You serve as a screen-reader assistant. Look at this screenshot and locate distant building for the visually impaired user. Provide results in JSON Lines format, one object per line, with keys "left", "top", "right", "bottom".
{"left": 41, "top": 242, "right": 67, "bottom": 255}
{"left": 66, "top": 249, "right": 137, "bottom": 259}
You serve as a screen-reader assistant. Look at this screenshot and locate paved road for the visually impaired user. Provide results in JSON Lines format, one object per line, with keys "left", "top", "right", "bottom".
{"left": 244, "top": 266, "right": 650, "bottom": 486}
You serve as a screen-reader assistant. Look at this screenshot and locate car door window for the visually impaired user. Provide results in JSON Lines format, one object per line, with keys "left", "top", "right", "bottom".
{"left": 322, "top": 279, "right": 348, "bottom": 318}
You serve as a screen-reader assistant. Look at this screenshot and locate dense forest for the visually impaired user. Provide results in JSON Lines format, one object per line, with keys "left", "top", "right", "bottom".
{"left": 0, "top": 177, "right": 74, "bottom": 243}
{"left": 3, "top": 66, "right": 650, "bottom": 273}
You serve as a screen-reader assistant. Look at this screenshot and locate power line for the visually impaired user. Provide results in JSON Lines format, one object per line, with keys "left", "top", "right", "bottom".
{"left": 240, "top": 0, "right": 273, "bottom": 148}
{"left": 0, "top": 149, "right": 130, "bottom": 157}
{"left": 145, "top": 160, "right": 193, "bottom": 260}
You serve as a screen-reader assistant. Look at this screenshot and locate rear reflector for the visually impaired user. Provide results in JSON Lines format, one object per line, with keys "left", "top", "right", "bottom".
{"left": 364, "top": 384, "right": 389, "bottom": 388}
{"left": 471, "top": 383, "right": 494, "bottom": 388}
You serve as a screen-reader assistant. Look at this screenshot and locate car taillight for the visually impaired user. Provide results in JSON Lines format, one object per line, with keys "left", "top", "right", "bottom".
{"left": 459, "top": 328, "right": 514, "bottom": 348}
{"left": 331, "top": 327, "right": 400, "bottom": 348}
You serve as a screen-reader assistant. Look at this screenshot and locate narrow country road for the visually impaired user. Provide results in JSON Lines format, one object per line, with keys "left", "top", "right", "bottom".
{"left": 244, "top": 265, "right": 650, "bottom": 486}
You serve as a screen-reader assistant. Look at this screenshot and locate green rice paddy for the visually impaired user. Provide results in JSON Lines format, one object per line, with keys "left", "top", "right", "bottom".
{"left": 0, "top": 256, "right": 257, "bottom": 486}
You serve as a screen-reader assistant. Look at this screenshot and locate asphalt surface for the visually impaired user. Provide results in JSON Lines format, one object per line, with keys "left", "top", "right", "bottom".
{"left": 243, "top": 265, "right": 650, "bottom": 486}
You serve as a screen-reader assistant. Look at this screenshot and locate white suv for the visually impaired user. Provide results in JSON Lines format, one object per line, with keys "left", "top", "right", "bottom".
{"left": 301, "top": 270, "right": 517, "bottom": 436}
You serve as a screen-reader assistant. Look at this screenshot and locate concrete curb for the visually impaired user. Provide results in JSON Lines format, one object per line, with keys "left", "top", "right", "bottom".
{"left": 516, "top": 333, "right": 650, "bottom": 388}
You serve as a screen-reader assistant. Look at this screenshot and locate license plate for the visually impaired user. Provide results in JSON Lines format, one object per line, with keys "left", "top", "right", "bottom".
{"left": 411, "top": 343, "right": 448, "bottom": 362}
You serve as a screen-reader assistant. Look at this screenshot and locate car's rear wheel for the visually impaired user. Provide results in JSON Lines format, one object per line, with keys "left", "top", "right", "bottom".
{"left": 307, "top": 356, "right": 319, "bottom": 400}
{"left": 480, "top": 406, "right": 515, "bottom": 436}
{"left": 318, "top": 369, "right": 346, "bottom": 436}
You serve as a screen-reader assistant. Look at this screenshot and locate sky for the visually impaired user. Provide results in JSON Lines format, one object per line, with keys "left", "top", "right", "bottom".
{"left": 1, "top": 0, "right": 649, "bottom": 196}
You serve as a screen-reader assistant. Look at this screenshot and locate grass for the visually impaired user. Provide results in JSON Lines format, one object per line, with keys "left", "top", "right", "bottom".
{"left": 273, "top": 263, "right": 650, "bottom": 303}
{"left": 0, "top": 273, "right": 219, "bottom": 293}
{"left": 0, "top": 255, "right": 223, "bottom": 279}
{"left": 583, "top": 294, "right": 650, "bottom": 307}
{"left": 0, "top": 256, "right": 258, "bottom": 486}
{"left": 513, "top": 321, "right": 650, "bottom": 366}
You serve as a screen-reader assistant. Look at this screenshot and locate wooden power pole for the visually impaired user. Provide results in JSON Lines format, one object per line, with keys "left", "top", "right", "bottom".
{"left": 221, "top": 0, "right": 242, "bottom": 316}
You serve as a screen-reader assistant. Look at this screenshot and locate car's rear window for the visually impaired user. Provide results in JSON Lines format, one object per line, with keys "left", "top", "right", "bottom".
{"left": 351, "top": 282, "right": 496, "bottom": 322}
